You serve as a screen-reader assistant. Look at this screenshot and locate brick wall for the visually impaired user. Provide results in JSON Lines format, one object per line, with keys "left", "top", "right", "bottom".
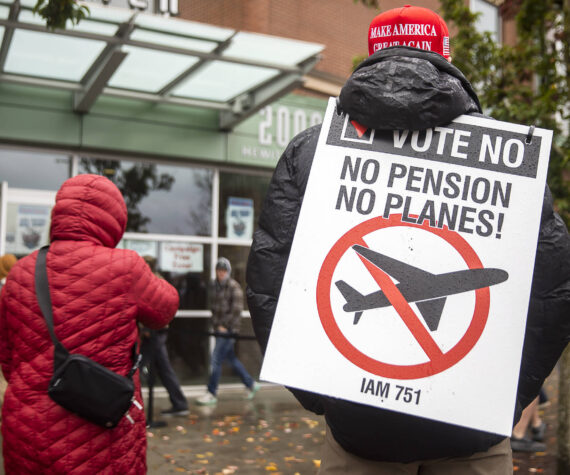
{"left": 178, "top": 0, "right": 498, "bottom": 82}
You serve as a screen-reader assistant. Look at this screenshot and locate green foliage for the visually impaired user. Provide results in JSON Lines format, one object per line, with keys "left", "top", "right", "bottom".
{"left": 440, "top": 0, "right": 570, "bottom": 224}
{"left": 354, "top": 0, "right": 570, "bottom": 224}
{"left": 79, "top": 159, "right": 175, "bottom": 233}
{"left": 33, "top": 0, "right": 89, "bottom": 30}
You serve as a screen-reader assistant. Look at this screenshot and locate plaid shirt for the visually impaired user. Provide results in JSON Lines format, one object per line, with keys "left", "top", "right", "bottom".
{"left": 211, "top": 277, "right": 243, "bottom": 334}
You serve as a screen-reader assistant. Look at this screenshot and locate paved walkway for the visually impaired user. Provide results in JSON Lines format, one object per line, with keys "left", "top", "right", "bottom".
{"left": 147, "top": 385, "right": 325, "bottom": 474}
{"left": 0, "top": 370, "right": 561, "bottom": 474}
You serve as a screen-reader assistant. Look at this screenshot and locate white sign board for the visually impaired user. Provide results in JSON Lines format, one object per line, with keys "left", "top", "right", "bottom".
{"left": 122, "top": 239, "right": 158, "bottom": 258}
{"left": 226, "top": 197, "right": 254, "bottom": 239}
{"left": 12, "top": 205, "right": 50, "bottom": 253}
{"left": 160, "top": 242, "right": 203, "bottom": 273}
{"left": 260, "top": 98, "right": 552, "bottom": 436}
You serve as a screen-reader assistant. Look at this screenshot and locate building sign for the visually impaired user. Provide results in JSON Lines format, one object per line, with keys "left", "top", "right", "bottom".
{"left": 160, "top": 242, "right": 203, "bottom": 273}
{"left": 226, "top": 197, "right": 254, "bottom": 240}
{"left": 86, "top": 0, "right": 178, "bottom": 16}
{"left": 228, "top": 98, "right": 326, "bottom": 168}
{"left": 260, "top": 98, "right": 552, "bottom": 437}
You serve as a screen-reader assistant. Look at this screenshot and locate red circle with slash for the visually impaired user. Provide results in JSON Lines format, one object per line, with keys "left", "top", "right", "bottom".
{"left": 316, "top": 214, "right": 489, "bottom": 380}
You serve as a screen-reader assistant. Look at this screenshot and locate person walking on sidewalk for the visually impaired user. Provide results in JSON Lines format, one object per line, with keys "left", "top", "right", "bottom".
{"left": 141, "top": 256, "right": 189, "bottom": 417}
{"left": 196, "top": 257, "right": 259, "bottom": 405}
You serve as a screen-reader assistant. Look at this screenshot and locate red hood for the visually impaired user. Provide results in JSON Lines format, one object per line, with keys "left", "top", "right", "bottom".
{"left": 50, "top": 174, "right": 127, "bottom": 247}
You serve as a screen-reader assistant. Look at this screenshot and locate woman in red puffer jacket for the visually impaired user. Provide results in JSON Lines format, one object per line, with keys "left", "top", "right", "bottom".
{"left": 0, "top": 174, "right": 179, "bottom": 474}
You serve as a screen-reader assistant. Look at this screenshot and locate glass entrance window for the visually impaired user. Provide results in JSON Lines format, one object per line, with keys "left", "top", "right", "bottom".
{"left": 166, "top": 317, "right": 211, "bottom": 386}
{"left": 79, "top": 158, "right": 213, "bottom": 236}
{"left": 218, "top": 171, "right": 270, "bottom": 240}
{"left": 121, "top": 238, "right": 211, "bottom": 311}
{"left": 0, "top": 149, "right": 70, "bottom": 190}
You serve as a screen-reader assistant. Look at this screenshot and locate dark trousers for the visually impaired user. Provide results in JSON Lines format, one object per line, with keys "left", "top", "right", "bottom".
{"left": 207, "top": 336, "right": 254, "bottom": 395}
{"left": 318, "top": 424, "right": 512, "bottom": 474}
{"left": 141, "top": 329, "right": 188, "bottom": 410}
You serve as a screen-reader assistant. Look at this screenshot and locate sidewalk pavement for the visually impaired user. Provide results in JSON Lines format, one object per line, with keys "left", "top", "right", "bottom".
{"left": 146, "top": 385, "right": 325, "bottom": 474}
{"left": 0, "top": 369, "right": 561, "bottom": 474}
{"left": 148, "top": 368, "right": 561, "bottom": 474}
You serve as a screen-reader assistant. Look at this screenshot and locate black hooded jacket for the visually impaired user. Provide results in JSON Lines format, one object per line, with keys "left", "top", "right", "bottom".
{"left": 246, "top": 47, "right": 570, "bottom": 462}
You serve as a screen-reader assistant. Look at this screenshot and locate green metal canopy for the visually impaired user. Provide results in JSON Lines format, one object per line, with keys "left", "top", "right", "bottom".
{"left": 0, "top": 0, "right": 324, "bottom": 130}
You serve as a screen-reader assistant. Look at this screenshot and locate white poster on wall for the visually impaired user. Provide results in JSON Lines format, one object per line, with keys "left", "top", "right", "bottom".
{"left": 12, "top": 205, "right": 50, "bottom": 253}
{"left": 160, "top": 242, "right": 203, "bottom": 273}
{"left": 226, "top": 197, "right": 254, "bottom": 239}
{"left": 122, "top": 239, "right": 158, "bottom": 258}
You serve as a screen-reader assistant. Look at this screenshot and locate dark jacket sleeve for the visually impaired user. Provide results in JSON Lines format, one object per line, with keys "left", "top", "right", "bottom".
{"left": 516, "top": 186, "right": 570, "bottom": 414}
{"left": 246, "top": 125, "right": 324, "bottom": 415}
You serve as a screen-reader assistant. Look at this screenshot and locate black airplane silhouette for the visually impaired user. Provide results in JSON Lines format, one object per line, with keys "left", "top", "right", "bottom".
{"left": 335, "top": 245, "right": 509, "bottom": 331}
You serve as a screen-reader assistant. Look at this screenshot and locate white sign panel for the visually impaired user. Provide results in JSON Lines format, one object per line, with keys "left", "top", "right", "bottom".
{"left": 122, "top": 239, "right": 158, "bottom": 258}
{"left": 260, "top": 98, "right": 552, "bottom": 436}
{"left": 226, "top": 197, "right": 254, "bottom": 239}
{"left": 12, "top": 205, "right": 50, "bottom": 253}
{"left": 160, "top": 242, "right": 203, "bottom": 273}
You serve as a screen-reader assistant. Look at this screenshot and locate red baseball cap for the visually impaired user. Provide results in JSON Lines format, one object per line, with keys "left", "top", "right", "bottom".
{"left": 368, "top": 4, "right": 450, "bottom": 59}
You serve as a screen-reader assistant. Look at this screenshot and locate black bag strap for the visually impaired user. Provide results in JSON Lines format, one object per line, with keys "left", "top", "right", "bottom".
{"left": 35, "top": 245, "right": 140, "bottom": 377}
{"left": 35, "top": 246, "right": 60, "bottom": 346}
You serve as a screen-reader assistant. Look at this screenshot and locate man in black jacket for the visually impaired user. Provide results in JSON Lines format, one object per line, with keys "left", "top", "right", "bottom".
{"left": 246, "top": 5, "right": 570, "bottom": 474}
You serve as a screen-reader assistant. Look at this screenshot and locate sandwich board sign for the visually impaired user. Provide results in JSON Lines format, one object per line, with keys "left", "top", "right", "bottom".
{"left": 260, "top": 97, "right": 552, "bottom": 436}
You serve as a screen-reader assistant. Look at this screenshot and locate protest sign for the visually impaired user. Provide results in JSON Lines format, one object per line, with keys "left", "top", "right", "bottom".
{"left": 260, "top": 98, "right": 552, "bottom": 436}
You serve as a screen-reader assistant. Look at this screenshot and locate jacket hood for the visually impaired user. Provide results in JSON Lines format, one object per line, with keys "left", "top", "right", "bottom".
{"left": 50, "top": 174, "right": 127, "bottom": 247}
{"left": 339, "top": 46, "right": 481, "bottom": 131}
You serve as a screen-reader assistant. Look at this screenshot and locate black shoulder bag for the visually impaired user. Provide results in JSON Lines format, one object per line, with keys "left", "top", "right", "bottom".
{"left": 35, "top": 246, "right": 141, "bottom": 428}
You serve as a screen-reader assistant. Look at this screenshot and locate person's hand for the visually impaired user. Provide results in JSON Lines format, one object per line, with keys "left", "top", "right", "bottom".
{"left": 217, "top": 326, "right": 228, "bottom": 333}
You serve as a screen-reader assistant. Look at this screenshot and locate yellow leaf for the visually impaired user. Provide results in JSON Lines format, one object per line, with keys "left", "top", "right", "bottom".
{"left": 313, "top": 459, "right": 321, "bottom": 468}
